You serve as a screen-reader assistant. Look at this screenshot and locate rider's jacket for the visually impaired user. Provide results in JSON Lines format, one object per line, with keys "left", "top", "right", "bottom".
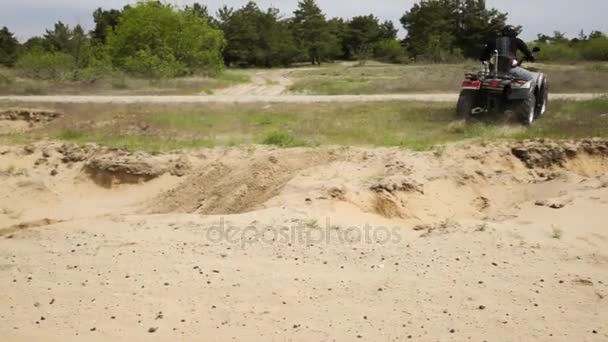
{"left": 480, "top": 36, "right": 533, "bottom": 66}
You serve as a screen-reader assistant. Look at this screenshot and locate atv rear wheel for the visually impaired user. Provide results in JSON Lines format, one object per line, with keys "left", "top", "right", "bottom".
{"left": 456, "top": 90, "right": 479, "bottom": 120}
{"left": 535, "top": 77, "right": 549, "bottom": 118}
{"left": 513, "top": 92, "right": 537, "bottom": 125}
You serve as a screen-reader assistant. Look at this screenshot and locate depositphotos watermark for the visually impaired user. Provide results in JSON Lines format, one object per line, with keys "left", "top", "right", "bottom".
{"left": 205, "top": 218, "right": 403, "bottom": 247}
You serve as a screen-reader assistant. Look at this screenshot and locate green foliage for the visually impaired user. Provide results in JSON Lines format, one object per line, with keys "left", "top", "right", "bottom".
{"left": 0, "top": 68, "right": 15, "bottom": 85}
{"left": 262, "top": 130, "right": 306, "bottom": 147}
{"left": 59, "top": 129, "right": 85, "bottom": 140}
{"left": 0, "top": 27, "right": 20, "bottom": 67}
{"left": 534, "top": 42, "right": 582, "bottom": 62}
{"left": 16, "top": 50, "right": 75, "bottom": 80}
{"left": 218, "top": 2, "right": 298, "bottom": 67}
{"left": 91, "top": 8, "right": 123, "bottom": 43}
{"left": 106, "top": 1, "right": 224, "bottom": 78}
{"left": 401, "top": 0, "right": 506, "bottom": 61}
{"left": 581, "top": 37, "right": 608, "bottom": 61}
{"left": 373, "top": 40, "right": 407, "bottom": 63}
{"left": 292, "top": 0, "right": 338, "bottom": 64}
{"left": 533, "top": 34, "right": 608, "bottom": 62}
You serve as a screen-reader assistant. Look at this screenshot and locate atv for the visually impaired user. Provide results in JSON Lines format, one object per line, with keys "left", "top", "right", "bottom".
{"left": 457, "top": 47, "right": 548, "bottom": 125}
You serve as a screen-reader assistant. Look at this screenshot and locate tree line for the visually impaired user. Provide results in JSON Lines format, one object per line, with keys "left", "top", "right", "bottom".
{"left": 0, "top": 0, "right": 606, "bottom": 81}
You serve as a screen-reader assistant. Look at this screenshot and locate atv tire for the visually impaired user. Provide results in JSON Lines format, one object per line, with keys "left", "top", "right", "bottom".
{"left": 514, "top": 92, "right": 537, "bottom": 125}
{"left": 535, "top": 77, "right": 549, "bottom": 119}
{"left": 457, "top": 90, "right": 479, "bottom": 120}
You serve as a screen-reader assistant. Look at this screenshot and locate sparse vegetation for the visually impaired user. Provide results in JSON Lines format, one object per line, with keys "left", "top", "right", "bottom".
{"left": 262, "top": 130, "right": 307, "bottom": 148}
{"left": 289, "top": 62, "right": 608, "bottom": 95}
{"left": 1, "top": 98, "right": 607, "bottom": 152}
{"left": 551, "top": 226, "right": 564, "bottom": 239}
{"left": 0, "top": 165, "right": 28, "bottom": 177}
{"left": 0, "top": 68, "right": 250, "bottom": 95}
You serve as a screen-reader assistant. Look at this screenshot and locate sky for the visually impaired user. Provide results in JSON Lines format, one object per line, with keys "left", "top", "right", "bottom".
{"left": 1, "top": 0, "right": 607, "bottom": 42}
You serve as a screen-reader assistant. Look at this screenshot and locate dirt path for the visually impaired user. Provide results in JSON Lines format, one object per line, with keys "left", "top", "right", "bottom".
{"left": 0, "top": 93, "right": 604, "bottom": 104}
{"left": 213, "top": 69, "right": 297, "bottom": 96}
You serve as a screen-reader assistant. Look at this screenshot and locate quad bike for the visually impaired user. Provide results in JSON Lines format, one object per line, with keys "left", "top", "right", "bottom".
{"left": 457, "top": 47, "right": 549, "bottom": 125}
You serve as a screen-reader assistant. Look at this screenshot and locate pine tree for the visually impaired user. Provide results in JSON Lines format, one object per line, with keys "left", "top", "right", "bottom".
{"left": 292, "top": 0, "right": 336, "bottom": 64}
{"left": 0, "top": 26, "right": 20, "bottom": 66}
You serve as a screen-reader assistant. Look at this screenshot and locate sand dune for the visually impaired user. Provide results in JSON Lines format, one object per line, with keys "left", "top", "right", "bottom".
{"left": 1, "top": 140, "right": 607, "bottom": 340}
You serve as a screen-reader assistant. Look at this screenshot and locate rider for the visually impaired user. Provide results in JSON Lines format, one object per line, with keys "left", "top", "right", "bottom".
{"left": 481, "top": 25, "right": 536, "bottom": 81}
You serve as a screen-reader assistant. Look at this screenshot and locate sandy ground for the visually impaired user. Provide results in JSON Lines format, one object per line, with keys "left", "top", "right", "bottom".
{"left": 1, "top": 140, "right": 607, "bottom": 341}
{"left": 0, "top": 93, "right": 605, "bottom": 104}
{"left": 212, "top": 69, "right": 299, "bottom": 96}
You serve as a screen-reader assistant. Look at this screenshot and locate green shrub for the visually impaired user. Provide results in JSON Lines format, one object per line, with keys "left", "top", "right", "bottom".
{"left": 0, "top": 68, "right": 14, "bottom": 85}
{"left": 16, "top": 50, "right": 75, "bottom": 80}
{"left": 581, "top": 37, "right": 608, "bottom": 61}
{"left": 534, "top": 42, "right": 582, "bottom": 62}
{"left": 373, "top": 40, "right": 407, "bottom": 63}
{"left": 76, "top": 43, "right": 114, "bottom": 82}
{"left": 122, "top": 49, "right": 186, "bottom": 78}
{"left": 59, "top": 129, "right": 85, "bottom": 140}
{"left": 262, "top": 130, "right": 305, "bottom": 147}
{"left": 107, "top": 1, "right": 224, "bottom": 78}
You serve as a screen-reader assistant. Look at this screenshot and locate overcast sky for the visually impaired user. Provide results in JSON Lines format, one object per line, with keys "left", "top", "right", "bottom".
{"left": 1, "top": 0, "right": 607, "bottom": 42}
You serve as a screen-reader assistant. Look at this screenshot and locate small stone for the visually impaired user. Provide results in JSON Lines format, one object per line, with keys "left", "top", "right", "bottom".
{"left": 90, "top": 327, "right": 96, "bottom": 332}
{"left": 50, "top": 169, "right": 58, "bottom": 176}
{"left": 148, "top": 327, "right": 158, "bottom": 333}
{"left": 478, "top": 305, "right": 486, "bottom": 310}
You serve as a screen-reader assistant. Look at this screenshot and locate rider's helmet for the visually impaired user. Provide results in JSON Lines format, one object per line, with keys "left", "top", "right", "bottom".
{"left": 501, "top": 25, "right": 518, "bottom": 38}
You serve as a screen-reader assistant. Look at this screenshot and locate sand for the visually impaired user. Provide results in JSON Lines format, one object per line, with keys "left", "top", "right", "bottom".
{"left": 0, "top": 140, "right": 607, "bottom": 341}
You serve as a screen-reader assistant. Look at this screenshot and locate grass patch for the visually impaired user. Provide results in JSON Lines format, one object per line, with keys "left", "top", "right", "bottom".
{"left": 59, "top": 129, "right": 86, "bottom": 140}
{"left": 290, "top": 62, "right": 608, "bottom": 95}
{"left": 262, "top": 130, "right": 306, "bottom": 147}
{"left": 1, "top": 98, "right": 607, "bottom": 151}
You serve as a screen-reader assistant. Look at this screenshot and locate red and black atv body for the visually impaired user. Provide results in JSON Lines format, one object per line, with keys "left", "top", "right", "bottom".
{"left": 457, "top": 48, "right": 549, "bottom": 125}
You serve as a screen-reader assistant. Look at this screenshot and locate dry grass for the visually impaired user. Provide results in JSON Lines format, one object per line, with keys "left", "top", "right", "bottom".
{"left": 0, "top": 69, "right": 250, "bottom": 96}
{"left": 0, "top": 98, "right": 607, "bottom": 152}
{"left": 289, "top": 62, "right": 608, "bottom": 95}
{"left": 0, "top": 165, "right": 29, "bottom": 177}
{"left": 551, "top": 226, "right": 564, "bottom": 239}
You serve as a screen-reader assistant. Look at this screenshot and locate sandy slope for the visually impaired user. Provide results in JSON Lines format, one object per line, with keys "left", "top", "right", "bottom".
{"left": 0, "top": 140, "right": 607, "bottom": 341}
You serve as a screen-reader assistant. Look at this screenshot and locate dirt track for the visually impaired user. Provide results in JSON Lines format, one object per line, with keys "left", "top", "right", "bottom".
{"left": 212, "top": 69, "right": 299, "bottom": 96}
{"left": 0, "top": 93, "right": 604, "bottom": 104}
{"left": 1, "top": 140, "right": 607, "bottom": 340}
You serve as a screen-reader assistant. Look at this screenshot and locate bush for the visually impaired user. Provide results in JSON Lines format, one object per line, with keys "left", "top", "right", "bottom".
{"left": 262, "top": 130, "right": 305, "bottom": 147}
{"left": 534, "top": 42, "right": 582, "bottom": 62}
{"left": 122, "top": 49, "right": 186, "bottom": 79}
{"left": 373, "top": 40, "right": 406, "bottom": 63}
{"left": 16, "top": 50, "right": 75, "bottom": 80}
{"left": 74, "top": 43, "right": 114, "bottom": 82}
{"left": 0, "top": 68, "right": 14, "bottom": 85}
{"left": 581, "top": 37, "right": 608, "bottom": 61}
{"left": 107, "top": 1, "right": 224, "bottom": 78}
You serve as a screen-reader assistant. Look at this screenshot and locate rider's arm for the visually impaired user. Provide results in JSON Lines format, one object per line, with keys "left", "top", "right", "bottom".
{"left": 516, "top": 38, "right": 534, "bottom": 61}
